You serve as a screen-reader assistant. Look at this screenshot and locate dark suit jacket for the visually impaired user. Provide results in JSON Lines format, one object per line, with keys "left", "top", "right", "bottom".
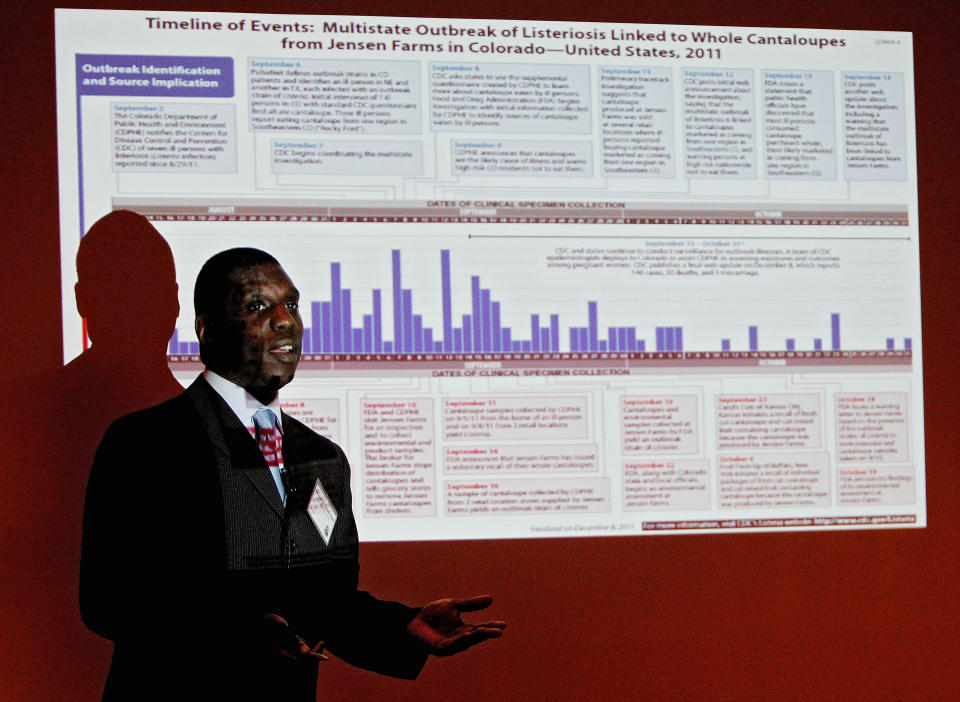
{"left": 80, "top": 376, "right": 427, "bottom": 701}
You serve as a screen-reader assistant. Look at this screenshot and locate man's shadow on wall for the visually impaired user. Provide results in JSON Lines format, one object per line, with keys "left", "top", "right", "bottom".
{"left": 27, "top": 210, "right": 185, "bottom": 699}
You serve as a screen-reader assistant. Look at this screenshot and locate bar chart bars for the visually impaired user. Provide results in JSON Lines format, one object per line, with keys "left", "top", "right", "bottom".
{"left": 167, "top": 249, "right": 911, "bottom": 356}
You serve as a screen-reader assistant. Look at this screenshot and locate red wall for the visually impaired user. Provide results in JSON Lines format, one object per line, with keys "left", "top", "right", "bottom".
{"left": 4, "top": 2, "right": 958, "bottom": 700}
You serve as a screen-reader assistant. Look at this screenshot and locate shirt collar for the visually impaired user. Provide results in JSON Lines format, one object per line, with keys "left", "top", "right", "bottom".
{"left": 203, "top": 369, "right": 283, "bottom": 430}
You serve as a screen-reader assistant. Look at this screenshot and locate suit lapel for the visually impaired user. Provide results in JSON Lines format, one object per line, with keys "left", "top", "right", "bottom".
{"left": 186, "top": 376, "right": 285, "bottom": 517}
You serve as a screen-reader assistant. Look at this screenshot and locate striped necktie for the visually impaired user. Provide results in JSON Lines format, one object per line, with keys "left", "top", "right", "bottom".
{"left": 252, "top": 408, "right": 287, "bottom": 502}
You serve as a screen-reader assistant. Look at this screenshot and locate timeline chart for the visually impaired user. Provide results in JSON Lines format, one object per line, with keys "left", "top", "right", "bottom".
{"left": 118, "top": 199, "right": 910, "bottom": 227}
{"left": 165, "top": 350, "right": 913, "bottom": 374}
{"left": 164, "top": 246, "right": 916, "bottom": 364}
{"left": 169, "top": 319, "right": 910, "bottom": 358}
{"left": 57, "top": 11, "right": 924, "bottom": 539}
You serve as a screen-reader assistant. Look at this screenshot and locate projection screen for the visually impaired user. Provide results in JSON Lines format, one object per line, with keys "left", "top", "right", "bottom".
{"left": 55, "top": 9, "right": 923, "bottom": 541}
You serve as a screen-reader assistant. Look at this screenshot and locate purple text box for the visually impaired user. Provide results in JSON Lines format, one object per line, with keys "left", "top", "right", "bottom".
{"left": 77, "top": 54, "right": 234, "bottom": 97}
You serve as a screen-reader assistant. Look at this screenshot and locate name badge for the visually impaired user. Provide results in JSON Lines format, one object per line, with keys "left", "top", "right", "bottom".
{"left": 307, "top": 479, "right": 338, "bottom": 545}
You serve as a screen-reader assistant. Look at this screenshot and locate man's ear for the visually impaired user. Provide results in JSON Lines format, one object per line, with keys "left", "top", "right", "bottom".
{"left": 195, "top": 315, "right": 208, "bottom": 345}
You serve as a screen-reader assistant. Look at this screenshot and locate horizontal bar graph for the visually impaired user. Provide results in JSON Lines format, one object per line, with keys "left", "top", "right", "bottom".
{"left": 167, "top": 249, "right": 912, "bottom": 357}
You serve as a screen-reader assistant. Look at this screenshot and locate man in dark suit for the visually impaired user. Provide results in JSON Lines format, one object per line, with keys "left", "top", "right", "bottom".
{"left": 80, "top": 247, "right": 505, "bottom": 701}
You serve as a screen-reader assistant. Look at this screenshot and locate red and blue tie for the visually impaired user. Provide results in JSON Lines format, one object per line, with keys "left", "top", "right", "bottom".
{"left": 253, "top": 408, "right": 287, "bottom": 502}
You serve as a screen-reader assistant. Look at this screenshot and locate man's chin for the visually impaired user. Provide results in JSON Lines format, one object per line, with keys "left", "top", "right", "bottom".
{"left": 252, "top": 357, "right": 300, "bottom": 393}
{"left": 245, "top": 375, "right": 292, "bottom": 404}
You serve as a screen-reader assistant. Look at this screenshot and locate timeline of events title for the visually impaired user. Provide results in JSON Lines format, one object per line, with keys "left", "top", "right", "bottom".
{"left": 142, "top": 16, "right": 847, "bottom": 56}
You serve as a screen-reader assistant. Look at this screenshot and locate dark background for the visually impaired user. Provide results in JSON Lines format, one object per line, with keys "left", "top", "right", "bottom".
{"left": 3, "top": 2, "right": 958, "bottom": 700}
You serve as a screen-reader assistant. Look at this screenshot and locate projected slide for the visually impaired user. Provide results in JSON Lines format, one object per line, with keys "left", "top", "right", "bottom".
{"left": 56, "top": 10, "right": 923, "bottom": 540}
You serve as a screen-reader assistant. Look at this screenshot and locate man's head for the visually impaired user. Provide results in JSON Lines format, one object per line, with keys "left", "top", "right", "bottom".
{"left": 194, "top": 248, "right": 303, "bottom": 404}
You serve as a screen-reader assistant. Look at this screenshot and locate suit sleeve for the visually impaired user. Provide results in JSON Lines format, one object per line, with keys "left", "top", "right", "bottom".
{"left": 79, "top": 409, "right": 251, "bottom": 645}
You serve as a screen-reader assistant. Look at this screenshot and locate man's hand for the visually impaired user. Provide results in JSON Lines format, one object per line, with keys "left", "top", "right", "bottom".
{"left": 407, "top": 595, "right": 506, "bottom": 656}
{"left": 262, "top": 613, "right": 328, "bottom": 662}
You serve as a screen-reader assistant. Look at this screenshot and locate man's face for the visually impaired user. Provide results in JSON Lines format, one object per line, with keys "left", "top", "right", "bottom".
{"left": 199, "top": 263, "right": 303, "bottom": 403}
